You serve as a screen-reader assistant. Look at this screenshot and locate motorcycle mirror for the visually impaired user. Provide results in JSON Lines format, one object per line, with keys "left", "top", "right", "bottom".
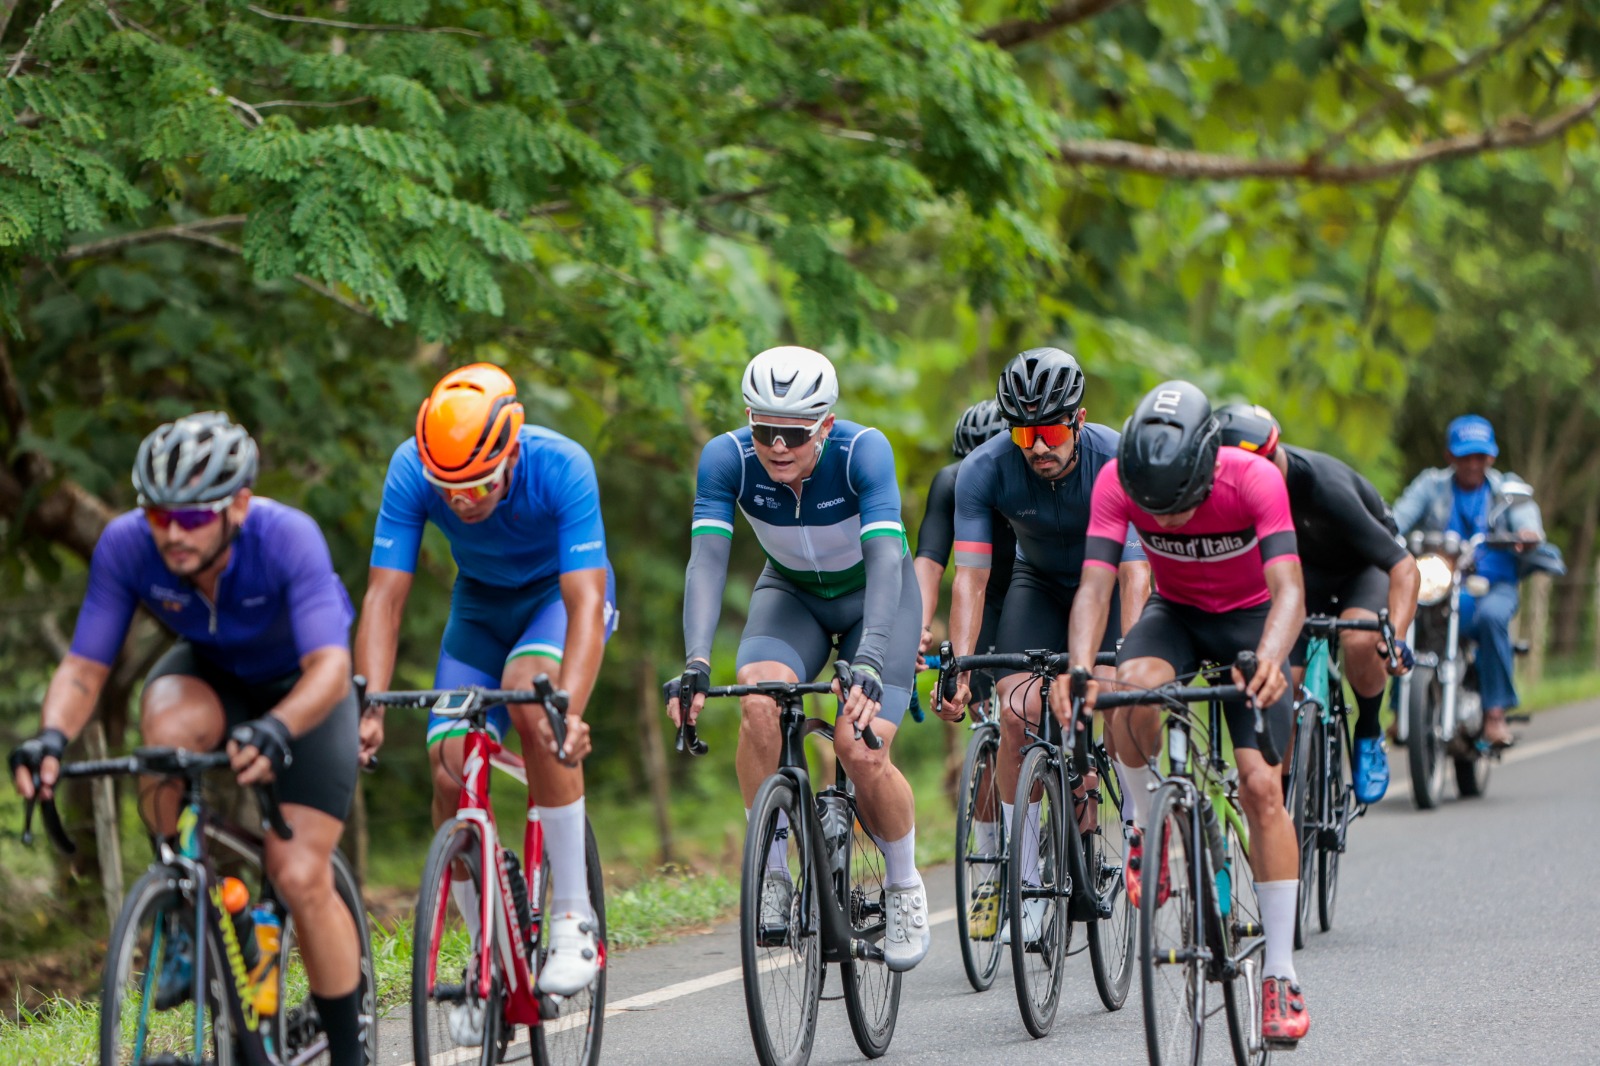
{"left": 1498, "top": 481, "right": 1535, "bottom": 502}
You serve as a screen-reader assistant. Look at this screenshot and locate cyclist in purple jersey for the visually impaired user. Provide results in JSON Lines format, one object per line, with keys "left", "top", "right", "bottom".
{"left": 7, "top": 413, "right": 366, "bottom": 1066}
{"left": 1068, "top": 382, "right": 1311, "bottom": 1048}
{"left": 354, "top": 363, "right": 615, "bottom": 1002}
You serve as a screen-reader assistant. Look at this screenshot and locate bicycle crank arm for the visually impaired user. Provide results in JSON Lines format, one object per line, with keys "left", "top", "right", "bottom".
{"left": 1155, "top": 946, "right": 1213, "bottom": 966}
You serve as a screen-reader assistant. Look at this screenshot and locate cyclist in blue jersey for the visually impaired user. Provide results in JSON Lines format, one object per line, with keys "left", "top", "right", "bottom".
{"left": 354, "top": 364, "right": 617, "bottom": 1004}
{"left": 8, "top": 413, "right": 366, "bottom": 1066}
{"left": 665, "top": 346, "right": 931, "bottom": 971}
{"left": 937, "top": 349, "right": 1151, "bottom": 943}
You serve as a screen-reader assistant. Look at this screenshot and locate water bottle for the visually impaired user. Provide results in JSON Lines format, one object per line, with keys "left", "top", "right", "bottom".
{"left": 220, "top": 877, "right": 261, "bottom": 970}
{"left": 1200, "top": 803, "right": 1229, "bottom": 916}
{"left": 250, "top": 903, "right": 283, "bottom": 1016}
{"left": 818, "top": 793, "right": 853, "bottom": 877}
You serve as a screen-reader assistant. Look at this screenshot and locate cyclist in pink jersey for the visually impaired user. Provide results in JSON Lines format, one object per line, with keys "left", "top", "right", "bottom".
{"left": 1066, "top": 381, "right": 1310, "bottom": 1048}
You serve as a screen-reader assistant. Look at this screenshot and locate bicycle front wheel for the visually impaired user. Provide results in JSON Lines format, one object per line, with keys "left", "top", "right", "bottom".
{"left": 1317, "top": 714, "right": 1349, "bottom": 934}
{"left": 839, "top": 788, "right": 901, "bottom": 1058}
{"left": 1287, "top": 712, "right": 1318, "bottom": 950}
{"left": 412, "top": 818, "right": 503, "bottom": 1066}
{"left": 954, "top": 723, "right": 1006, "bottom": 992}
{"left": 741, "top": 774, "right": 822, "bottom": 1066}
{"left": 533, "top": 818, "right": 607, "bottom": 1066}
{"left": 274, "top": 848, "right": 378, "bottom": 1065}
{"left": 100, "top": 866, "right": 236, "bottom": 1066}
{"left": 1140, "top": 782, "right": 1203, "bottom": 1066}
{"left": 1087, "top": 746, "right": 1135, "bottom": 1011}
{"left": 1222, "top": 814, "right": 1269, "bottom": 1066}
{"left": 1008, "top": 747, "right": 1068, "bottom": 1039}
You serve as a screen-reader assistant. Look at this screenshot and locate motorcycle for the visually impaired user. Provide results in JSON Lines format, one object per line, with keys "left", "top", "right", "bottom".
{"left": 1394, "top": 481, "right": 1538, "bottom": 810}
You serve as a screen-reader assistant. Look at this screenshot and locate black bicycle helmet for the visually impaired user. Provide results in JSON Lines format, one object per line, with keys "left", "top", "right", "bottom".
{"left": 995, "top": 347, "right": 1085, "bottom": 426}
{"left": 133, "top": 411, "right": 259, "bottom": 507}
{"left": 1118, "top": 381, "right": 1221, "bottom": 515}
{"left": 1215, "top": 402, "right": 1281, "bottom": 460}
{"left": 952, "top": 399, "right": 1008, "bottom": 458}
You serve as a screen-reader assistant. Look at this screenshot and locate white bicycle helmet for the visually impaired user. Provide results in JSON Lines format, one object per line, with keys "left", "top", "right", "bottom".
{"left": 741, "top": 346, "right": 838, "bottom": 419}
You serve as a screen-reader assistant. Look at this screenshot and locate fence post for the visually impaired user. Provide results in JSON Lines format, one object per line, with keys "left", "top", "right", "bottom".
{"left": 83, "top": 718, "right": 123, "bottom": 924}
{"left": 1523, "top": 571, "right": 1552, "bottom": 690}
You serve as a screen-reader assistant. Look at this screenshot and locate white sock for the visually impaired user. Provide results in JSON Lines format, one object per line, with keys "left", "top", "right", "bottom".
{"left": 1256, "top": 880, "right": 1299, "bottom": 981}
{"left": 1117, "top": 759, "right": 1155, "bottom": 832}
{"left": 746, "top": 807, "right": 793, "bottom": 875}
{"left": 872, "top": 828, "right": 918, "bottom": 888}
{"left": 450, "top": 876, "right": 481, "bottom": 948}
{"left": 973, "top": 820, "right": 1001, "bottom": 883}
{"left": 537, "top": 798, "right": 593, "bottom": 921}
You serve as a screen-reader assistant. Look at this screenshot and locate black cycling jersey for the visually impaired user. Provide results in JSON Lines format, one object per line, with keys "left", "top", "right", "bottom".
{"left": 1281, "top": 445, "right": 1408, "bottom": 581}
{"left": 915, "top": 461, "right": 1015, "bottom": 603}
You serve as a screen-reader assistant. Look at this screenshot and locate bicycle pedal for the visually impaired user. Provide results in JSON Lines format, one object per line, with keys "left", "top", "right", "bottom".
{"left": 538, "top": 994, "right": 561, "bottom": 1020}
{"left": 1265, "top": 1037, "right": 1302, "bottom": 1052}
{"left": 431, "top": 981, "right": 468, "bottom": 1004}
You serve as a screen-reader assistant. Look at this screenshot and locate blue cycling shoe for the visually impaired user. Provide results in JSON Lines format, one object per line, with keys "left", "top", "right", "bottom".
{"left": 153, "top": 919, "right": 195, "bottom": 1011}
{"left": 1353, "top": 737, "right": 1390, "bottom": 804}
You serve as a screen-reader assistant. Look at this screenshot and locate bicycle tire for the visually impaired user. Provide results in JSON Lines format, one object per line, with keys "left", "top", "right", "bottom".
{"left": 1287, "top": 709, "right": 1317, "bottom": 951}
{"left": 740, "top": 774, "right": 822, "bottom": 1066}
{"left": 1008, "top": 747, "right": 1068, "bottom": 1039}
{"left": 274, "top": 848, "right": 379, "bottom": 1065}
{"left": 100, "top": 866, "right": 236, "bottom": 1066}
{"left": 1140, "top": 782, "right": 1203, "bottom": 1066}
{"left": 954, "top": 724, "right": 1006, "bottom": 992}
{"left": 839, "top": 782, "right": 901, "bottom": 1058}
{"left": 1086, "top": 744, "right": 1134, "bottom": 1011}
{"left": 412, "top": 818, "right": 503, "bottom": 1066}
{"left": 533, "top": 818, "right": 608, "bottom": 1066}
{"left": 1407, "top": 665, "right": 1446, "bottom": 809}
{"left": 1221, "top": 814, "right": 1269, "bottom": 1066}
{"left": 1317, "top": 713, "right": 1347, "bottom": 934}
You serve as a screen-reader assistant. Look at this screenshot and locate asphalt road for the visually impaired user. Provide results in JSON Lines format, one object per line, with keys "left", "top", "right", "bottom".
{"left": 373, "top": 699, "right": 1600, "bottom": 1066}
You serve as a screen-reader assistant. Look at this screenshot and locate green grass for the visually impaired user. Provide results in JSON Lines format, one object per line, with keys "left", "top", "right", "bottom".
{"left": 1514, "top": 665, "right": 1600, "bottom": 713}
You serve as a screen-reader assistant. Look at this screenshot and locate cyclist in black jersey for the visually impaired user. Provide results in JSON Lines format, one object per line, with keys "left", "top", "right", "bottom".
{"left": 1215, "top": 404, "right": 1419, "bottom": 803}
{"left": 914, "top": 399, "right": 1012, "bottom": 703}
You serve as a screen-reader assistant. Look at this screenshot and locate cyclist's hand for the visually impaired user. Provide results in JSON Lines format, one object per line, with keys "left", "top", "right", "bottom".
{"left": 228, "top": 716, "right": 293, "bottom": 786}
{"left": 358, "top": 710, "right": 385, "bottom": 767}
{"left": 918, "top": 625, "right": 933, "bottom": 656}
{"left": 915, "top": 652, "right": 929, "bottom": 673}
{"left": 9, "top": 728, "right": 67, "bottom": 801}
{"left": 1234, "top": 660, "right": 1286, "bottom": 708}
{"left": 937, "top": 677, "right": 970, "bottom": 722}
{"left": 1385, "top": 638, "right": 1415, "bottom": 677}
{"left": 665, "top": 662, "right": 710, "bottom": 727}
{"left": 839, "top": 664, "right": 884, "bottom": 730}
{"left": 537, "top": 711, "right": 590, "bottom": 767}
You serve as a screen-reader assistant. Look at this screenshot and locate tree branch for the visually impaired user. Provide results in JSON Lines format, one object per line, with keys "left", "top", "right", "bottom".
{"left": 4, "top": 0, "right": 64, "bottom": 78}
{"left": 977, "top": 0, "right": 1132, "bottom": 49}
{"left": 245, "top": 4, "right": 486, "bottom": 38}
{"left": 1361, "top": 166, "right": 1418, "bottom": 324}
{"left": 166, "top": 231, "right": 376, "bottom": 318}
{"left": 253, "top": 96, "right": 372, "bottom": 110}
{"left": 1056, "top": 85, "right": 1600, "bottom": 183}
{"left": 57, "top": 216, "right": 250, "bottom": 261}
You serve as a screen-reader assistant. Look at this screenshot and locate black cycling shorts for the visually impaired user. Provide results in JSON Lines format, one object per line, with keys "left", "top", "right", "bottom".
{"left": 1116, "top": 595, "right": 1294, "bottom": 757}
{"left": 735, "top": 556, "right": 921, "bottom": 728}
{"left": 993, "top": 557, "right": 1122, "bottom": 662}
{"left": 146, "top": 642, "right": 359, "bottom": 820}
{"left": 1291, "top": 565, "right": 1390, "bottom": 666}
{"left": 966, "top": 596, "right": 1004, "bottom": 704}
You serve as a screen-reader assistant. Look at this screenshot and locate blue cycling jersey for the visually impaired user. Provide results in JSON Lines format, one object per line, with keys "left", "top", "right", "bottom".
{"left": 371, "top": 425, "right": 610, "bottom": 588}
{"left": 953, "top": 422, "right": 1145, "bottom": 583}
{"left": 691, "top": 421, "right": 907, "bottom": 599}
{"left": 70, "top": 500, "right": 353, "bottom": 684}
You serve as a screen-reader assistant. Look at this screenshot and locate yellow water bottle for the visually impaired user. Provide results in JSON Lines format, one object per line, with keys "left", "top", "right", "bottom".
{"left": 250, "top": 903, "right": 282, "bottom": 1016}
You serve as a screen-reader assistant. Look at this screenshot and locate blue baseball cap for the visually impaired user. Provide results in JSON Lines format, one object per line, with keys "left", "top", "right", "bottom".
{"left": 1447, "top": 414, "right": 1498, "bottom": 458}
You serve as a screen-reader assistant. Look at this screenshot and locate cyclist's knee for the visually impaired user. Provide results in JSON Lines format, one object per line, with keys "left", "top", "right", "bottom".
{"left": 267, "top": 846, "right": 336, "bottom": 912}
{"left": 1340, "top": 628, "right": 1381, "bottom": 660}
{"left": 837, "top": 733, "right": 892, "bottom": 778}
{"left": 1237, "top": 761, "right": 1284, "bottom": 816}
{"left": 430, "top": 758, "right": 464, "bottom": 808}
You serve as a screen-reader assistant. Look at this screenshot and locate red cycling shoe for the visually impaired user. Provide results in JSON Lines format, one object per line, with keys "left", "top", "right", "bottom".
{"left": 1124, "top": 825, "right": 1172, "bottom": 910}
{"left": 1262, "top": 976, "right": 1310, "bottom": 1045}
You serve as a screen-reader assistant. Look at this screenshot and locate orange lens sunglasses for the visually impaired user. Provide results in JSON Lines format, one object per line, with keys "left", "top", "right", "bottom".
{"left": 1010, "top": 423, "right": 1075, "bottom": 449}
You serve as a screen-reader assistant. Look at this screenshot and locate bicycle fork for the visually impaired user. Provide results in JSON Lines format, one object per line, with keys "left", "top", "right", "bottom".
{"left": 779, "top": 766, "right": 885, "bottom": 965}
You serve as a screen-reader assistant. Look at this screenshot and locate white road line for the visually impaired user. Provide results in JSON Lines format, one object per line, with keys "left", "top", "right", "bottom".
{"left": 1500, "top": 721, "right": 1600, "bottom": 764}
{"left": 393, "top": 906, "right": 959, "bottom": 1063}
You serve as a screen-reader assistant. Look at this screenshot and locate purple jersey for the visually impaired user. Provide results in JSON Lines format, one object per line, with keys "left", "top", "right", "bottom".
{"left": 70, "top": 500, "right": 353, "bottom": 684}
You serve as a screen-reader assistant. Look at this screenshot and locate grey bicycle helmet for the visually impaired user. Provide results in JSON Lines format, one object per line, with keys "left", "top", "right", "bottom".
{"left": 953, "top": 399, "right": 1007, "bottom": 458}
{"left": 132, "top": 411, "right": 259, "bottom": 507}
{"left": 995, "top": 347, "right": 1086, "bottom": 426}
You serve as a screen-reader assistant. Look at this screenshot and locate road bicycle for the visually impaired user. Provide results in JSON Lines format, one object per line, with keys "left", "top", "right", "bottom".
{"left": 674, "top": 661, "right": 897, "bottom": 1066}
{"left": 1290, "top": 611, "right": 1397, "bottom": 946}
{"left": 363, "top": 675, "right": 605, "bottom": 1066}
{"left": 20, "top": 746, "right": 377, "bottom": 1066}
{"left": 933, "top": 646, "right": 1131, "bottom": 1036}
{"left": 1087, "top": 654, "right": 1280, "bottom": 1065}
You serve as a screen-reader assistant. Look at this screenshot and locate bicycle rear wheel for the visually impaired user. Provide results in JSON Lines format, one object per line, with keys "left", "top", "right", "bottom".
{"left": 532, "top": 817, "right": 607, "bottom": 1066}
{"left": 741, "top": 774, "right": 822, "bottom": 1066}
{"left": 1008, "top": 747, "right": 1068, "bottom": 1039}
{"left": 1140, "top": 782, "right": 1203, "bottom": 1066}
{"left": 1087, "top": 745, "right": 1134, "bottom": 1011}
{"left": 412, "top": 818, "right": 503, "bottom": 1066}
{"left": 100, "top": 867, "right": 236, "bottom": 1066}
{"left": 954, "top": 723, "right": 1006, "bottom": 992}
{"left": 1221, "top": 812, "right": 1269, "bottom": 1066}
{"left": 1317, "top": 713, "right": 1349, "bottom": 934}
{"left": 840, "top": 786, "right": 901, "bottom": 1058}
{"left": 1287, "top": 711, "right": 1318, "bottom": 950}
{"left": 274, "top": 848, "right": 378, "bottom": 1064}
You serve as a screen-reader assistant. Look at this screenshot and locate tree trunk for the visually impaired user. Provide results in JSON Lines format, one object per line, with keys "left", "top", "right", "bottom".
{"left": 83, "top": 718, "right": 124, "bottom": 923}
{"left": 343, "top": 776, "right": 369, "bottom": 885}
{"left": 1520, "top": 572, "right": 1553, "bottom": 689}
{"left": 636, "top": 654, "right": 673, "bottom": 865}
{"left": 1555, "top": 494, "right": 1599, "bottom": 656}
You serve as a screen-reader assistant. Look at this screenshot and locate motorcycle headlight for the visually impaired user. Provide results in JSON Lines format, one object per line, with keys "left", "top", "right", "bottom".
{"left": 1416, "top": 553, "right": 1454, "bottom": 606}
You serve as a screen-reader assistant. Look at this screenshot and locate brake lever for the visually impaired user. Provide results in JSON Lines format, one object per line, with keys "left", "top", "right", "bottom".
{"left": 832, "top": 660, "right": 885, "bottom": 750}
{"left": 676, "top": 718, "right": 708, "bottom": 757}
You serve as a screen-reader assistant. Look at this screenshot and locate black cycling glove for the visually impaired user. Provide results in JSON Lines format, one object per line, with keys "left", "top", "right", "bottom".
{"left": 1391, "top": 638, "right": 1416, "bottom": 671}
{"left": 8, "top": 728, "right": 68, "bottom": 778}
{"left": 664, "top": 662, "right": 711, "bottom": 707}
{"left": 845, "top": 663, "right": 885, "bottom": 705}
{"left": 229, "top": 716, "right": 294, "bottom": 776}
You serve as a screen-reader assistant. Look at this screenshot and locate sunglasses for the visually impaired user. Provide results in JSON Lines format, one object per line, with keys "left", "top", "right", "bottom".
{"left": 1010, "top": 423, "right": 1075, "bottom": 449}
{"left": 144, "top": 496, "right": 233, "bottom": 531}
{"left": 422, "top": 454, "right": 510, "bottom": 503}
{"left": 749, "top": 416, "right": 825, "bottom": 449}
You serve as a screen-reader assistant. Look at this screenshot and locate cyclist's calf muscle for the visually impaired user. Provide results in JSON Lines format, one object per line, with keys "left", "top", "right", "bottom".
{"left": 265, "top": 804, "right": 361, "bottom": 996}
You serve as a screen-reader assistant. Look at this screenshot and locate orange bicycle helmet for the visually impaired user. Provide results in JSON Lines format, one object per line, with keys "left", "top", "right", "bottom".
{"left": 415, "top": 363, "right": 525, "bottom": 483}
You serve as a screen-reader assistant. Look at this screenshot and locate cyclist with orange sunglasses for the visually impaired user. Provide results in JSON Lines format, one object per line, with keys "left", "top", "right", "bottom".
{"left": 355, "top": 363, "right": 617, "bottom": 1008}
{"left": 936, "top": 348, "right": 1150, "bottom": 945}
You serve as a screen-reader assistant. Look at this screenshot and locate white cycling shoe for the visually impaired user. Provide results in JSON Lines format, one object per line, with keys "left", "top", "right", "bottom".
{"left": 448, "top": 999, "right": 486, "bottom": 1046}
{"left": 537, "top": 912, "right": 600, "bottom": 996}
{"left": 1000, "top": 893, "right": 1048, "bottom": 946}
{"left": 882, "top": 876, "right": 931, "bottom": 972}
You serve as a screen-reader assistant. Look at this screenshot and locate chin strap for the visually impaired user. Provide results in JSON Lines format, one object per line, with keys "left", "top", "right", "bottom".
{"left": 190, "top": 512, "right": 240, "bottom": 577}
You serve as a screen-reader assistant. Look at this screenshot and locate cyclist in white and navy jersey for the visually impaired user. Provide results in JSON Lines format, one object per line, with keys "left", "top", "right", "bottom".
{"left": 666, "top": 346, "right": 930, "bottom": 972}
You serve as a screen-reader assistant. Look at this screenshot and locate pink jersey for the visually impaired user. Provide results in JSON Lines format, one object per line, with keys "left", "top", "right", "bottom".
{"left": 1084, "top": 449, "right": 1299, "bottom": 613}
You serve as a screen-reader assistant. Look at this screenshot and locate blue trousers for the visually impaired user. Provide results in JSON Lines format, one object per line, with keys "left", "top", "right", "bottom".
{"left": 1460, "top": 581, "right": 1520, "bottom": 711}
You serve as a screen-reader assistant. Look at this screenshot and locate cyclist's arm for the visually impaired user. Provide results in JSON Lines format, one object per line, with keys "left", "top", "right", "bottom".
{"left": 354, "top": 566, "right": 413, "bottom": 697}
{"left": 556, "top": 567, "right": 608, "bottom": 718}
{"left": 850, "top": 429, "right": 908, "bottom": 678}
{"left": 1258, "top": 558, "right": 1307, "bottom": 670}
{"left": 914, "top": 557, "right": 945, "bottom": 641}
{"left": 357, "top": 443, "right": 431, "bottom": 696}
{"left": 1389, "top": 470, "right": 1435, "bottom": 536}
{"left": 270, "top": 645, "right": 354, "bottom": 737}
{"left": 684, "top": 433, "right": 742, "bottom": 668}
{"left": 1117, "top": 559, "right": 1151, "bottom": 635}
{"left": 276, "top": 507, "right": 357, "bottom": 734}
{"left": 1386, "top": 554, "right": 1420, "bottom": 639}
{"left": 913, "top": 465, "right": 959, "bottom": 639}
{"left": 14, "top": 655, "right": 111, "bottom": 799}
{"left": 948, "top": 565, "right": 987, "bottom": 659}
{"left": 543, "top": 445, "right": 612, "bottom": 719}
{"left": 1069, "top": 563, "right": 1118, "bottom": 673}
{"left": 1075, "top": 462, "right": 1133, "bottom": 672}
{"left": 947, "top": 453, "right": 997, "bottom": 659}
